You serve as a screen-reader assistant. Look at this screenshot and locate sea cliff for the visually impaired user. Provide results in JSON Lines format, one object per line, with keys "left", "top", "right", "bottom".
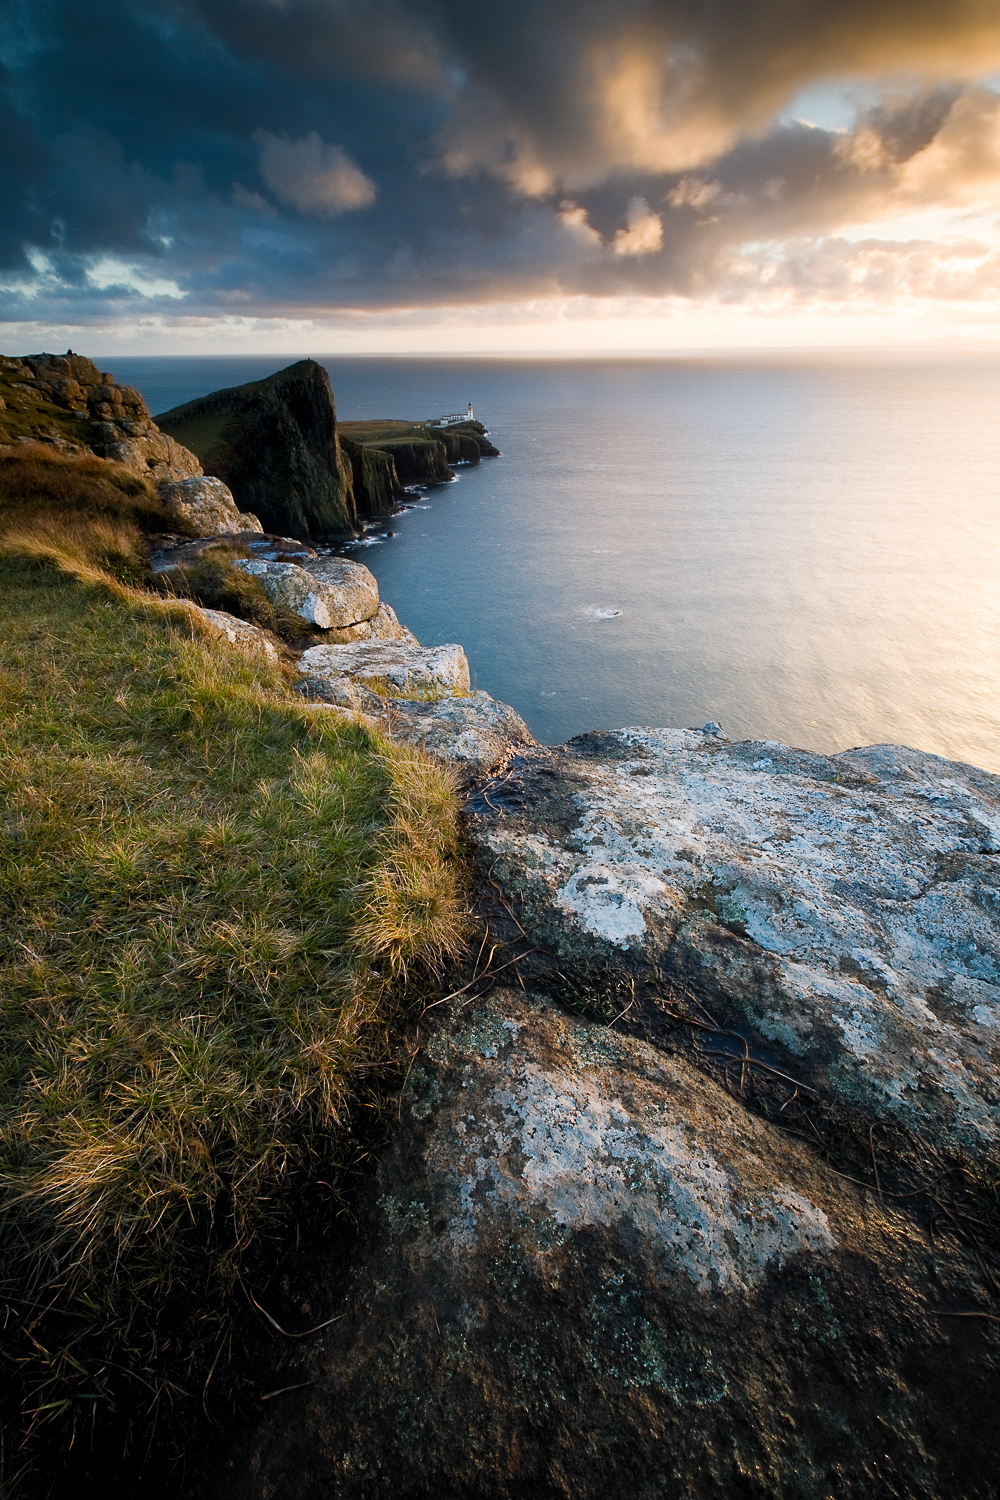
{"left": 155, "top": 361, "right": 499, "bottom": 541}
{"left": 3, "top": 355, "right": 998, "bottom": 1500}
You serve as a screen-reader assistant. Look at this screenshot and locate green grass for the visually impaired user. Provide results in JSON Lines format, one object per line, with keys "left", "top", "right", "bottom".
{"left": 152, "top": 410, "right": 242, "bottom": 474}
{"left": 152, "top": 544, "right": 316, "bottom": 640}
{"left": 0, "top": 473, "right": 468, "bottom": 1482}
{"left": 337, "top": 420, "right": 431, "bottom": 442}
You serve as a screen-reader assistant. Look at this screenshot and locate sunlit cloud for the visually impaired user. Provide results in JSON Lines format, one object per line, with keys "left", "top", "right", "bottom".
{"left": 85, "top": 257, "right": 185, "bottom": 298}
{"left": 255, "top": 131, "right": 377, "bottom": 217}
{"left": 5, "top": 0, "right": 1000, "bottom": 349}
{"left": 612, "top": 197, "right": 664, "bottom": 256}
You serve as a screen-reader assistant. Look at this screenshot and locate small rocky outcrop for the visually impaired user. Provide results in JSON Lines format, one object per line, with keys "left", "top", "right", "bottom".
{"left": 385, "top": 690, "right": 534, "bottom": 783}
{"left": 465, "top": 728, "right": 1000, "bottom": 1168}
{"left": 0, "top": 352, "right": 202, "bottom": 482}
{"left": 155, "top": 361, "right": 358, "bottom": 541}
{"left": 158, "top": 476, "right": 262, "bottom": 535}
{"left": 149, "top": 533, "right": 318, "bottom": 573}
{"left": 227, "top": 555, "right": 407, "bottom": 641}
{"left": 299, "top": 639, "right": 471, "bottom": 702}
{"left": 211, "top": 985, "right": 998, "bottom": 1500}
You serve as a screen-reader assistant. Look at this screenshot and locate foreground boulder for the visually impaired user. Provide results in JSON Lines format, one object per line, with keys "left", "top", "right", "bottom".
{"left": 465, "top": 729, "right": 1000, "bottom": 1166}
{"left": 158, "top": 476, "right": 262, "bottom": 536}
{"left": 299, "top": 638, "right": 470, "bottom": 702}
{"left": 231, "top": 556, "right": 407, "bottom": 640}
{"left": 210, "top": 987, "right": 997, "bottom": 1499}
{"left": 385, "top": 689, "right": 534, "bottom": 782}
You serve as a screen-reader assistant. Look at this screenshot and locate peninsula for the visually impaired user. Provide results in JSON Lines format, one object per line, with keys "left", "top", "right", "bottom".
{"left": 154, "top": 359, "right": 498, "bottom": 540}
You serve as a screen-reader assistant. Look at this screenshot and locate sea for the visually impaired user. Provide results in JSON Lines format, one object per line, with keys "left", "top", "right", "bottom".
{"left": 111, "top": 351, "right": 1000, "bottom": 776}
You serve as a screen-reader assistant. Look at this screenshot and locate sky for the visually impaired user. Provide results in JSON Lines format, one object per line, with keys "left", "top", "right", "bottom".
{"left": 4, "top": 0, "right": 1000, "bottom": 354}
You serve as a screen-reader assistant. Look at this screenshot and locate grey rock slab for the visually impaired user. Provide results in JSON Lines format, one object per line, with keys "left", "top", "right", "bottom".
{"left": 303, "top": 556, "right": 380, "bottom": 625}
{"left": 366, "top": 600, "right": 414, "bottom": 643}
{"left": 298, "top": 638, "right": 470, "bottom": 698}
{"left": 465, "top": 730, "right": 1000, "bottom": 1162}
{"left": 211, "top": 987, "right": 998, "bottom": 1500}
{"left": 386, "top": 688, "right": 534, "bottom": 782}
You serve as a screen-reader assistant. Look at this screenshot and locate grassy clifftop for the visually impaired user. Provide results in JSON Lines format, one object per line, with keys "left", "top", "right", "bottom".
{"left": 0, "top": 447, "right": 467, "bottom": 1490}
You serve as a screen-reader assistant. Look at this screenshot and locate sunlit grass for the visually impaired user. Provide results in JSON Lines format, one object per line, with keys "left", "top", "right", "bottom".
{"left": 0, "top": 466, "right": 468, "bottom": 1478}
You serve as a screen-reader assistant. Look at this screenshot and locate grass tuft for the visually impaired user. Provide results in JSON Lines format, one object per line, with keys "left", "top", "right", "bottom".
{"left": 153, "top": 547, "right": 313, "bottom": 640}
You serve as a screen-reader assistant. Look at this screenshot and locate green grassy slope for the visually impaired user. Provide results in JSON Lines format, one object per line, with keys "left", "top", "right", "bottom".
{"left": 0, "top": 453, "right": 467, "bottom": 1487}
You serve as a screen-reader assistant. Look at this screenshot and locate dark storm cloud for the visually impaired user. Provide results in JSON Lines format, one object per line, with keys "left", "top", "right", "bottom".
{"left": 2, "top": 0, "right": 1000, "bottom": 323}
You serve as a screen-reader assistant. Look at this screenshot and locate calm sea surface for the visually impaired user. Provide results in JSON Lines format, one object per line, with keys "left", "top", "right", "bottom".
{"left": 112, "top": 352, "right": 1000, "bottom": 774}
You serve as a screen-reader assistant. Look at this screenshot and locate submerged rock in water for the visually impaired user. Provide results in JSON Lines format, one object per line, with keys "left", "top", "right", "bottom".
{"left": 465, "top": 729, "right": 1000, "bottom": 1165}
{"left": 210, "top": 986, "right": 998, "bottom": 1500}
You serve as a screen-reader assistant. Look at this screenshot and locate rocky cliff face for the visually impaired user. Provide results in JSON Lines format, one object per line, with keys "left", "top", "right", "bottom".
{"left": 339, "top": 416, "right": 500, "bottom": 499}
{"left": 208, "top": 725, "right": 1000, "bottom": 1499}
{"left": 211, "top": 985, "right": 999, "bottom": 1500}
{"left": 155, "top": 360, "right": 358, "bottom": 541}
{"left": 0, "top": 352, "right": 201, "bottom": 482}
{"left": 338, "top": 435, "right": 406, "bottom": 517}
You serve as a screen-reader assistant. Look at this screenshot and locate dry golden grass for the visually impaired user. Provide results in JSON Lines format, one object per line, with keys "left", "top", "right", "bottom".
{"left": 0, "top": 470, "right": 468, "bottom": 1481}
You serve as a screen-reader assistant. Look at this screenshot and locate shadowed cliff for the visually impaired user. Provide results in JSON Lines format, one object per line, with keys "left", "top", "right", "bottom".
{"left": 156, "top": 364, "right": 500, "bottom": 540}
{"left": 156, "top": 360, "right": 358, "bottom": 540}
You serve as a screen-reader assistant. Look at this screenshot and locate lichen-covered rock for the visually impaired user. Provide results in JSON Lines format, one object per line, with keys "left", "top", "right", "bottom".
{"left": 302, "top": 556, "right": 380, "bottom": 626}
{"left": 387, "top": 688, "right": 534, "bottom": 782}
{"left": 99, "top": 426, "right": 202, "bottom": 483}
{"left": 210, "top": 987, "right": 998, "bottom": 1500}
{"left": 231, "top": 555, "right": 383, "bottom": 632}
{"left": 185, "top": 605, "right": 278, "bottom": 659}
{"left": 366, "top": 601, "right": 414, "bottom": 642}
{"left": 158, "top": 476, "right": 263, "bottom": 537}
{"left": 299, "top": 639, "right": 470, "bottom": 699}
{"left": 228, "top": 559, "right": 332, "bottom": 629}
{"left": 466, "top": 730, "right": 1000, "bottom": 1164}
